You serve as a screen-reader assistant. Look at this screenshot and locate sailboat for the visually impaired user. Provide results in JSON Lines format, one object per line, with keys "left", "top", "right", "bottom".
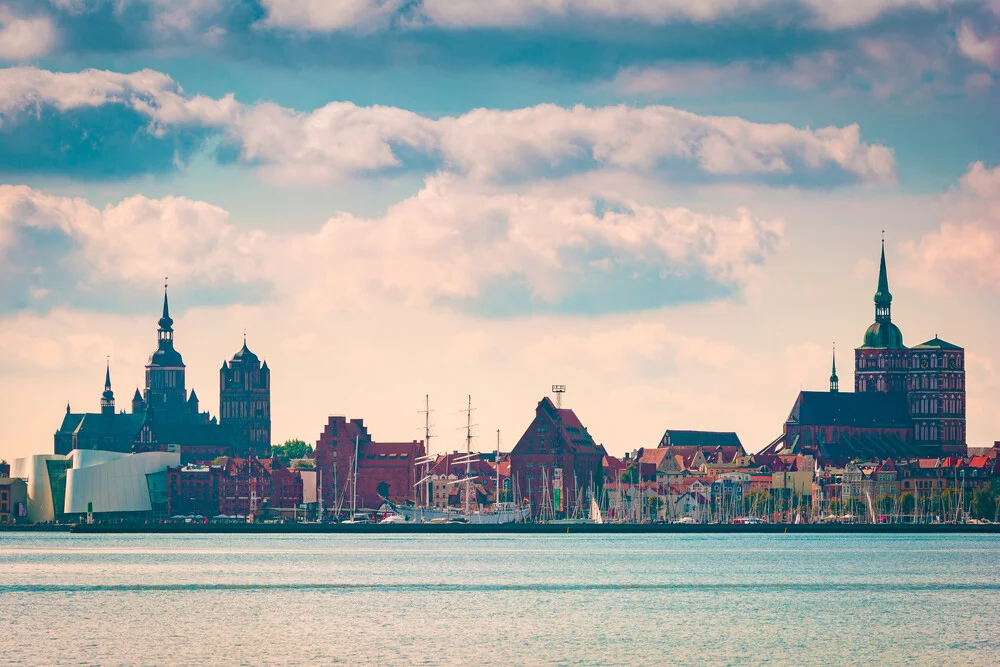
{"left": 392, "top": 396, "right": 529, "bottom": 524}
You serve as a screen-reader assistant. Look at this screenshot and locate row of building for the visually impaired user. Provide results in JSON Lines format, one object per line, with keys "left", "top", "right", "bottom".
{"left": 1, "top": 241, "right": 996, "bottom": 524}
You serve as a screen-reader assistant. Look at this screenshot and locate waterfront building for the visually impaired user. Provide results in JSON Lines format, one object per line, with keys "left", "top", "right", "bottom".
{"left": 0, "top": 476, "right": 28, "bottom": 524}
{"left": 54, "top": 288, "right": 266, "bottom": 462}
{"left": 423, "top": 452, "right": 500, "bottom": 508}
{"left": 509, "top": 397, "right": 605, "bottom": 519}
{"left": 313, "top": 416, "right": 425, "bottom": 513}
{"left": 762, "top": 242, "right": 967, "bottom": 464}
{"left": 216, "top": 456, "right": 303, "bottom": 520}
{"left": 12, "top": 450, "right": 178, "bottom": 522}
{"left": 166, "top": 465, "right": 218, "bottom": 518}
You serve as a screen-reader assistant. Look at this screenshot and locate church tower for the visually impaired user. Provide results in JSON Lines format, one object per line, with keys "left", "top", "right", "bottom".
{"left": 101, "top": 361, "right": 115, "bottom": 415}
{"left": 220, "top": 335, "right": 271, "bottom": 457}
{"left": 855, "top": 240, "right": 909, "bottom": 394}
{"left": 144, "top": 285, "right": 188, "bottom": 419}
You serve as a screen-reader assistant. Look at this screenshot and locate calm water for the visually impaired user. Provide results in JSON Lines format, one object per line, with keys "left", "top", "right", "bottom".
{"left": 1, "top": 533, "right": 998, "bottom": 665}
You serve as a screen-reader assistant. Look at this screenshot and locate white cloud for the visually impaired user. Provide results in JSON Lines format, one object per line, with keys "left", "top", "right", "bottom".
{"left": 901, "top": 162, "right": 1000, "bottom": 293}
{"left": 0, "top": 66, "right": 238, "bottom": 129}
{"left": 958, "top": 22, "right": 1000, "bottom": 70}
{"left": 0, "top": 176, "right": 783, "bottom": 313}
{"left": 0, "top": 67, "right": 897, "bottom": 187}
{"left": 285, "top": 175, "right": 784, "bottom": 309}
{"left": 259, "top": 0, "right": 405, "bottom": 31}
{"left": 0, "top": 185, "right": 263, "bottom": 291}
{"left": 0, "top": 8, "right": 56, "bottom": 61}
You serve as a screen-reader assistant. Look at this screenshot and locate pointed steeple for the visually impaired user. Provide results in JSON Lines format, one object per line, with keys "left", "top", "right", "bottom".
{"left": 874, "top": 234, "right": 892, "bottom": 321}
{"left": 158, "top": 279, "right": 174, "bottom": 335}
{"left": 101, "top": 358, "right": 115, "bottom": 415}
{"left": 829, "top": 344, "right": 839, "bottom": 393}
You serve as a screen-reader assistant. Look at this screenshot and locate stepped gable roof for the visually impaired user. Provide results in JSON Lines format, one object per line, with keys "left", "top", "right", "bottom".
{"left": 659, "top": 429, "right": 745, "bottom": 453}
{"left": 911, "top": 336, "right": 963, "bottom": 350}
{"left": 787, "top": 391, "right": 911, "bottom": 428}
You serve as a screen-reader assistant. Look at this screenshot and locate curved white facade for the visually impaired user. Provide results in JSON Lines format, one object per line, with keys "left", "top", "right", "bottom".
{"left": 65, "top": 451, "right": 178, "bottom": 514}
{"left": 12, "top": 455, "right": 61, "bottom": 523}
{"left": 13, "top": 450, "right": 179, "bottom": 519}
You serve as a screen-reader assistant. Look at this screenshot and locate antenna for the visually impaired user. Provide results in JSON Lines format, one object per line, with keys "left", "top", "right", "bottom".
{"left": 552, "top": 384, "right": 566, "bottom": 409}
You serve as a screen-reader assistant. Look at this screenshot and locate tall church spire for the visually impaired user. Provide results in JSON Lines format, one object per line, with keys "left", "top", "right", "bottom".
{"left": 830, "top": 344, "right": 839, "bottom": 393}
{"left": 158, "top": 279, "right": 174, "bottom": 339}
{"left": 101, "top": 358, "right": 115, "bottom": 415}
{"left": 874, "top": 234, "right": 892, "bottom": 322}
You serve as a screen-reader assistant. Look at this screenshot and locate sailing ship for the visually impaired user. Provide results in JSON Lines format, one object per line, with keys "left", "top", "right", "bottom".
{"left": 390, "top": 395, "right": 530, "bottom": 524}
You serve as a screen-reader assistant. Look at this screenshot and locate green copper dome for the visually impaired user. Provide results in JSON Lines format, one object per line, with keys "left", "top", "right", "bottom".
{"left": 862, "top": 321, "right": 905, "bottom": 349}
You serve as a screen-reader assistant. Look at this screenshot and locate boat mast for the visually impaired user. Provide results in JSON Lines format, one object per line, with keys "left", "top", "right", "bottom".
{"left": 496, "top": 429, "right": 501, "bottom": 505}
{"left": 420, "top": 394, "right": 433, "bottom": 508}
{"left": 352, "top": 434, "right": 360, "bottom": 517}
{"left": 464, "top": 394, "right": 473, "bottom": 517}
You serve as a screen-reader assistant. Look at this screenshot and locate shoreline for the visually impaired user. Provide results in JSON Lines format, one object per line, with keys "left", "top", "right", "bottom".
{"left": 0, "top": 523, "right": 994, "bottom": 535}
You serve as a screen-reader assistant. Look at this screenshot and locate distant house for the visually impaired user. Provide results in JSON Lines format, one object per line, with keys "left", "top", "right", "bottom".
{"left": 510, "top": 397, "right": 605, "bottom": 519}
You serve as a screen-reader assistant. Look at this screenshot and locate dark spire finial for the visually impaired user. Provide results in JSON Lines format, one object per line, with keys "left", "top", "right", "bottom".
{"left": 158, "top": 278, "right": 174, "bottom": 334}
{"left": 874, "top": 235, "right": 892, "bottom": 320}
{"left": 105, "top": 356, "right": 111, "bottom": 390}
{"left": 830, "top": 343, "right": 839, "bottom": 393}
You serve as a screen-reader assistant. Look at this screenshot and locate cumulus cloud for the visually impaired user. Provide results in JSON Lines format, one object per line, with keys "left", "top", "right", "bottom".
{"left": 0, "top": 185, "right": 264, "bottom": 312}
{"left": 0, "top": 66, "right": 897, "bottom": 186}
{"left": 901, "top": 162, "right": 1000, "bottom": 293}
{"left": 958, "top": 22, "right": 1000, "bottom": 69}
{"left": 0, "top": 177, "right": 783, "bottom": 317}
{"left": 259, "top": 0, "right": 405, "bottom": 31}
{"left": 0, "top": 8, "right": 56, "bottom": 61}
{"left": 286, "top": 175, "right": 784, "bottom": 313}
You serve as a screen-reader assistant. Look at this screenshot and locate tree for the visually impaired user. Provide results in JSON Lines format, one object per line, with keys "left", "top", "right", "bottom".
{"left": 376, "top": 481, "right": 391, "bottom": 499}
{"left": 877, "top": 495, "right": 894, "bottom": 516}
{"left": 898, "top": 492, "right": 915, "bottom": 516}
{"left": 972, "top": 486, "right": 997, "bottom": 521}
{"left": 270, "top": 439, "right": 313, "bottom": 465}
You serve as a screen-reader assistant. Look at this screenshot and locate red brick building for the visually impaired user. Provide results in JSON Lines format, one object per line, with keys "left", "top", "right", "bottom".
{"left": 216, "top": 456, "right": 303, "bottom": 519}
{"left": 509, "top": 397, "right": 605, "bottom": 519}
{"left": 313, "top": 416, "right": 424, "bottom": 514}
{"left": 166, "top": 465, "right": 218, "bottom": 517}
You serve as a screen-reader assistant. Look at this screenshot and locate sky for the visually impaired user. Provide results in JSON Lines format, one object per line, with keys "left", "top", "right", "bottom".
{"left": 1, "top": 0, "right": 1000, "bottom": 462}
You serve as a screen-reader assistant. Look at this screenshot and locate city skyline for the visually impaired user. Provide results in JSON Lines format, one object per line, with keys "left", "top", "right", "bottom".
{"left": 2, "top": 1, "right": 1000, "bottom": 461}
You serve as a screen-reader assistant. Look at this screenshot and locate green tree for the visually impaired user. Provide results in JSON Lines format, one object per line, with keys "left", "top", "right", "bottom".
{"left": 270, "top": 439, "right": 313, "bottom": 465}
{"left": 877, "top": 495, "right": 894, "bottom": 516}
{"left": 898, "top": 492, "right": 915, "bottom": 516}
{"left": 972, "top": 486, "right": 997, "bottom": 521}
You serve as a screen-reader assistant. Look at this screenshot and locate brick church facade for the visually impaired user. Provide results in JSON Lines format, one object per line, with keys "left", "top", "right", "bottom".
{"left": 763, "top": 242, "right": 966, "bottom": 464}
{"left": 55, "top": 288, "right": 271, "bottom": 461}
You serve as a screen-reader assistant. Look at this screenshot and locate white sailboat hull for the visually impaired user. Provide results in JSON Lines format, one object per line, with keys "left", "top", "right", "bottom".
{"left": 397, "top": 504, "right": 530, "bottom": 524}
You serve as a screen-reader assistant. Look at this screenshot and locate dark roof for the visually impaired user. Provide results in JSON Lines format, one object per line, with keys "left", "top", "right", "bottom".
{"left": 760, "top": 430, "right": 924, "bottom": 465}
{"left": 148, "top": 341, "right": 185, "bottom": 368}
{"left": 149, "top": 420, "right": 236, "bottom": 448}
{"left": 231, "top": 341, "right": 260, "bottom": 364}
{"left": 56, "top": 412, "right": 146, "bottom": 438}
{"left": 788, "top": 391, "right": 911, "bottom": 428}
{"left": 659, "top": 430, "right": 744, "bottom": 451}
{"left": 912, "top": 336, "right": 963, "bottom": 350}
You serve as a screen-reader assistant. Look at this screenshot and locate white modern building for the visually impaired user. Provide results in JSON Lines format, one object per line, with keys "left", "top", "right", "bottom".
{"left": 13, "top": 450, "right": 179, "bottom": 522}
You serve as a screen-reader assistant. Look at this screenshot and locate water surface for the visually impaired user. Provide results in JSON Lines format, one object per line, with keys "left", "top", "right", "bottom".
{"left": 1, "top": 533, "right": 997, "bottom": 664}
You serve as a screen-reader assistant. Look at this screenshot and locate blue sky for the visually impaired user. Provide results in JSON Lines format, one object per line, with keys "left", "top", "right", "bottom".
{"left": 2, "top": 0, "right": 1000, "bottom": 460}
